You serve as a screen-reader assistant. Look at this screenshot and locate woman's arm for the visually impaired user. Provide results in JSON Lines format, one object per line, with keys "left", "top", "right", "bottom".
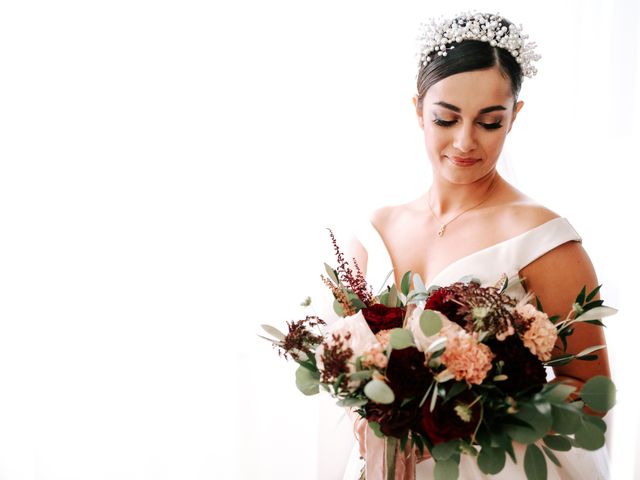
{"left": 519, "top": 241, "right": 611, "bottom": 403}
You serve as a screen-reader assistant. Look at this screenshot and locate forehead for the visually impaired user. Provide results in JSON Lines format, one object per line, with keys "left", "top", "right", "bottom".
{"left": 425, "top": 67, "right": 514, "bottom": 111}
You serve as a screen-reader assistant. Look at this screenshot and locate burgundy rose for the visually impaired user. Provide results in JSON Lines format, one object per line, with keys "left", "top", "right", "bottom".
{"left": 419, "top": 391, "right": 481, "bottom": 445}
{"left": 361, "top": 304, "right": 405, "bottom": 334}
{"left": 488, "top": 335, "right": 546, "bottom": 395}
{"left": 365, "top": 401, "right": 421, "bottom": 439}
{"left": 425, "top": 287, "right": 464, "bottom": 327}
{"left": 386, "top": 347, "right": 431, "bottom": 399}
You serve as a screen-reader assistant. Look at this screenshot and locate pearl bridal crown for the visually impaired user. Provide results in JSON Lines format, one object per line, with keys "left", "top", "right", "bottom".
{"left": 416, "top": 11, "right": 541, "bottom": 78}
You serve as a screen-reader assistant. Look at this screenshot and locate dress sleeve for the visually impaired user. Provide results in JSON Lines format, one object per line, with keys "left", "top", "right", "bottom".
{"left": 511, "top": 217, "right": 582, "bottom": 272}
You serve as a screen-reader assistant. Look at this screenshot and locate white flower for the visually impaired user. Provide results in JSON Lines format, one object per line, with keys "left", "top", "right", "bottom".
{"left": 406, "top": 306, "right": 460, "bottom": 352}
{"left": 314, "top": 311, "right": 379, "bottom": 383}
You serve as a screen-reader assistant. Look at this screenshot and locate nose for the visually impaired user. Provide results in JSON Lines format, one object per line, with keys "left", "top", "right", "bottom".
{"left": 452, "top": 123, "right": 477, "bottom": 153}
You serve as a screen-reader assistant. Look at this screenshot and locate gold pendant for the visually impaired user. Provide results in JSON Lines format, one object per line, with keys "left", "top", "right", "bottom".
{"left": 437, "top": 224, "right": 446, "bottom": 237}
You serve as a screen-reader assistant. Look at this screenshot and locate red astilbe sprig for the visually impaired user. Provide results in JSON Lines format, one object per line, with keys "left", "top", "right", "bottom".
{"left": 326, "top": 228, "right": 375, "bottom": 306}
{"left": 278, "top": 315, "right": 326, "bottom": 361}
{"left": 319, "top": 332, "right": 354, "bottom": 390}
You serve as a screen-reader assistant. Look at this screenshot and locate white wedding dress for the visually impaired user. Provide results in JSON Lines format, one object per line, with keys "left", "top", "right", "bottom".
{"left": 341, "top": 216, "right": 610, "bottom": 480}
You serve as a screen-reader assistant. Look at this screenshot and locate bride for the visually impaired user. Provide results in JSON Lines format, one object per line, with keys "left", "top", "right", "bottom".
{"left": 340, "top": 12, "right": 611, "bottom": 480}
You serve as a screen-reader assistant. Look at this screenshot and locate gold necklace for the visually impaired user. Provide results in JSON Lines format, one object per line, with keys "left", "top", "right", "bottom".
{"left": 427, "top": 178, "right": 498, "bottom": 237}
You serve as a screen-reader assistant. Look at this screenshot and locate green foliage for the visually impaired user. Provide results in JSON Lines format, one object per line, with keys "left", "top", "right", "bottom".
{"left": 368, "top": 421, "right": 384, "bottom": 438}
{"left": 431, "top": 441, "right": 459, "bottom": 461}
{"left": 543, "top": 435, "right": 572, "bottom": 451}
{"left": 434, "top": 457, "right": 459, "bottom": 480}
{"left": 542, "top": 383, "right": 576, "bottom": 403}
{"left": 574, "top": 421, "right": 605, "bottom": 450}
{"left": 295, "top": 365, "right": 319, "bottom": 396}
{"left": 324, "top": 263, "right": 339, "bottom": 285}
{"left": 542, "top": 445, "right": 561, "bottom": 467}
{"left": 389, "top": 328, "right": 415, "bottom": 350}
{"left": 551, "top": 404, "right": 581, "bottom": 435}
{"left": 401, "top": 270, "right": 412, "bottom": 296}
{"left": 580, "top": 375, "right": 616, "bottom": 413}
{"left": 260, "top": 324, "right": 286, "bottom": 341}
{"left": 364, "top": 379, "right": 395, "bottom": 404}
{"left": 524, "top": 444, "right": 547, "bottom": 480}
{"left": 420, "top": 310, "right": 443, "bottom": 336}
{"left": 477, "top": 446, "right": 506, "bottom": 474}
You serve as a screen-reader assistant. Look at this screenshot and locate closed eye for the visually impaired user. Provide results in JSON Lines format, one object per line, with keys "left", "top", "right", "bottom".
{"left": 478, "top": 122, "right": 503, "bottom": 130}
{"left": 432, "top": 117, "right": 503, "bottom": 130}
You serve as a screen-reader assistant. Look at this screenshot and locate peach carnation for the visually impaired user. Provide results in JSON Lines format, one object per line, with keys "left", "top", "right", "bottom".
{"left": 440, "top": 332, "right": 494, "bottom": 385}
{"left": 516, "top": 304, "right": 557, "bottom": 361}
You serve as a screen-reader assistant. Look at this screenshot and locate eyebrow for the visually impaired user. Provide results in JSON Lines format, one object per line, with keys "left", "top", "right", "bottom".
{"left": 433, "top": 101, "right": 507, "bottom": 114}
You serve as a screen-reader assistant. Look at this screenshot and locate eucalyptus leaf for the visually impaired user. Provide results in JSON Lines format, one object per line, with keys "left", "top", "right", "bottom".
{"left": 574, "top": 421, "right": 605, "bottom": 451}
{"left": 576, "top": 345, "right": 606, "bottom": 358}
{"left": 431, "top": 441, "right": 459, "bottom": 461}
{"left": 333, "top": 298, "right": 345, "bottom": 317}
{"left": 388, "top": 285, "right": 399, "bottom": 308}
{"left": 443, "top": 382, "right": 468, "bottom": 404}
{"left": 349, "top": 295, "right": 367, "bottom": 310}
{"left": 504, "top": 423, "right": 538, "bottom": 444}
{"left": 350, "top": 370, "right": 373, "bottom": 382}
{"left": 583, "top": 415, "right": 607, "bottom": 433}
{"left": 580, "top": 375, "right": 616, "bottom": 412}
{"left": 368, "top": 421, "right": 384, "bottom": 438}
{"left": 477, "top": 446, "right": 506, "bottom": 474}
{"left": 434, "top": 458, "right": 459, "bottom": 480}
{"left": 585, "top": 284, "right": 602, "bottom": 303}
{"left": 543, "top": 435, "right": 572, "bottom": 451}
{"left": 261, "top": 324, "right": 286, "bottom": 341}
{"left": 295, "top": 365, "right": 319, "bottom": 396}
{"left": 430, "top": 380, "right": 439, "bottom": 411}
{"left": 574, "top": 306, "right": 618, "bottom": 322}
{"left": 376, "top": 269, "right": 395, "bottom": 296}
{"left": 364, "top": 379, "right": 395, "bottom": 404}
{"left": 401, "top": 270, "right": 412, "bottom": 296}
{"left": 256, "top": 334, "right": 282, "bottom": 345}
{"left": 426, "top": 337, "right": 448, "bottom": 354}
{"left": 576, "top": 286, "right": 587, "bottom": 305}
{"left": 420, "top": 310, "right": 443, "bottom": 337}
{"left": 551, "top": 404, "right": 581, "bottom": 434}
{"left": 505, "top": 404, "right": 551, "bottom": 443}
{"left": 542, "top": 446, "right": 562, "bottom": 467}
{"left": 413, "top": 273, "right": 427, "bottom": 294}
{"left": 524, "top": 444, "right": 547, "bottom": 480}
{"left": 545, "top": 354, "right": 575, "bottom": 367}
{"left": 390, "top": 328, "right": 415, "bottom": 350}
{"left": 324, "top": 263, "right": 339, "bottom": 285}
{"left": 543, "top": 384, "right": 577, "bottom": 404}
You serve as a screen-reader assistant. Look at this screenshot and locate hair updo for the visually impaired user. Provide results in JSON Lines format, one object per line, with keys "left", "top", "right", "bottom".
{"left": 415, "top": 16, "right": 524, "bottom": 113}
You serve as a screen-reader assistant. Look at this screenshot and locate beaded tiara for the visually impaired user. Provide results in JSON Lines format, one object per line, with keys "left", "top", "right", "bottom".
{"left": 416, "top": 11, "right": 541, "bottom": 78}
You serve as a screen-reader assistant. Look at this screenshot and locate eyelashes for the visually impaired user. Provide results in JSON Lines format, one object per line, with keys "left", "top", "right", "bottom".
{"left": 432, "top": 117, "right": 503, "bottom": 130}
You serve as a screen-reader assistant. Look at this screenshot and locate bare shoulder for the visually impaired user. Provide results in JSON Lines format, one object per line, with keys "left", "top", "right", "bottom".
{"left": 494, "top": 193, "right": 562, "bottom": 236}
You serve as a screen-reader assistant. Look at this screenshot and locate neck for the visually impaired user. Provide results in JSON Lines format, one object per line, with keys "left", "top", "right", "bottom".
{"left": 428, "top": 172, "right": 500, "bottom": 217}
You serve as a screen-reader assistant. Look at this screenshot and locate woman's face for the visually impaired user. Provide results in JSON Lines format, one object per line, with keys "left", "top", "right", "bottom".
{"left": 414, "top": 66, "right": 524, "bottom": 185}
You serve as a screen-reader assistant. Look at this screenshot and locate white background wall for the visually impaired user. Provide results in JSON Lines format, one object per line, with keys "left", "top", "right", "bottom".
{"left": 0, "top": 1, "right": 638, "bottom": 479}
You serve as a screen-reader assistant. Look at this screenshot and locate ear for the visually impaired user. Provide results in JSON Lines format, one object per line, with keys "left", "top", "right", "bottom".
{"left": 412, "top": 95, "right": 424, "bottom": 128}
{"left": 507, "top": 100, "right": 524, "bottom": 133}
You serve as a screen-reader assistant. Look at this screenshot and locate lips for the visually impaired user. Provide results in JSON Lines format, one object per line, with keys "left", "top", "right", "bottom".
{"left": 448, "top": 156, "right": 480, "bottom": 167}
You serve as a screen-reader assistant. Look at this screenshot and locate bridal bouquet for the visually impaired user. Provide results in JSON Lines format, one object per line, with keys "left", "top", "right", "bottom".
{"left": 260, "top": 229, "right": 617, "bottom": 480}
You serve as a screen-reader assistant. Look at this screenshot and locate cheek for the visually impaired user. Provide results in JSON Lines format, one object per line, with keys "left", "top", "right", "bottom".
{"left": 423, "top": 125, "right": 450, "bottom": 151}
